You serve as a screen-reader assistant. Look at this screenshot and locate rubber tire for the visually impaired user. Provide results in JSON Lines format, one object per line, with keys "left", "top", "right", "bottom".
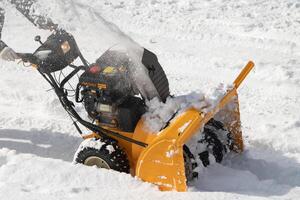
{"left": 198, "top": 118, "right": 234, "bottom": 167}
{"left": 74, "top": 138, "right": 130, "bottom": 173}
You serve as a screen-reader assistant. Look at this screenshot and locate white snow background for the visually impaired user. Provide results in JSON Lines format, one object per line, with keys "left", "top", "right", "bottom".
{"left": 0, "top": 0, "right": 300, "bottom": 199}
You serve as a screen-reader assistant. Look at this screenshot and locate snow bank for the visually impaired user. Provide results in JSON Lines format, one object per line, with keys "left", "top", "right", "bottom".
{"left": 0, "top": 148, "right": 159, "bottom": 200}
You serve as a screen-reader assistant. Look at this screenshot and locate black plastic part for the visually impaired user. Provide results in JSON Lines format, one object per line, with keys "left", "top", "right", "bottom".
{"left": 75, "top": 84, "right": 83, "bottom": 103}
{"left": 33, "top": 30, "right": 79, "bottom": 73}
{"left": 34, "top": 35, "right": 43, "bottom": 45}
{"left": 41, "top": 71, "right": 148, "bottom": 147}
{"left": 20, "top": 33, "right": 149, "bottom": 148}
{"left": 73, "top": 121, "right": 83, "bottom": 135}
{"left": 16, "top": 53, "right": 38, "bottom": 64}
{"left": 117, "top": 97, "right": 146, "bottom": 132}
{"left": 60, "top": 66, "right": 84, "bottom": 88}
{"left": 141, "top": 48, "right": 170, "bottom": 102}
{"left": 199, "top": 151, "right": 210, "bottom": 167}
{"left": 197, "top": 119, "right": 233, "bottom": 167}
{"left": 205, "top": 131, "right": 224, "bottom": 163}
{"left": 78, "top": 64, "right": 132, "bottom": 104}
{"left": 96, "top": 97, "right": 146, "bottom": 132}
{"left": 183, "top": 145, "right": 198, "bottom": 182}
{"left": 78, "top": 63, "right": 146, "bottom": 132}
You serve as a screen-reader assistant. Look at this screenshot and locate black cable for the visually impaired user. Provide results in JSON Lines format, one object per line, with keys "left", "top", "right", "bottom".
{"left": 58, "top": 70, "right": 63, "bottom": 83}
{"left": 61, "top": 71, "right": 76, "bottom": 91}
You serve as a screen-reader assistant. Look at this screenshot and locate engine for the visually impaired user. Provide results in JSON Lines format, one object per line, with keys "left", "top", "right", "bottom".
{"left": 76, "top": 64, "right": 146, "bottom": 132}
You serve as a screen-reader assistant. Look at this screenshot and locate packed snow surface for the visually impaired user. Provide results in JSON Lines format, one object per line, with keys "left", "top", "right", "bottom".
{"left": 1, "top": 0, "right": 300, "bottom": 199}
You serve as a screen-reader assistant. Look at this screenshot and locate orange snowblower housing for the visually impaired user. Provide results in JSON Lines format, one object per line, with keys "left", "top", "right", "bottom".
{"left": 84, "top": 61, "right": 254, "bottom": 191}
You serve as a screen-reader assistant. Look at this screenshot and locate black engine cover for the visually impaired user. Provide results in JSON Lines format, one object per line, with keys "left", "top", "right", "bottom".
{"left": 33, "top": 30, "right": 79, "bottom": 73}
{"left": 142, "top": 48, "right": 170, "bottom": 102}
{"left": 97, "top": 97, "right": 146, "bottom": 132}
{"left": 77, "top": 65, "right": 145, "bottom": 132}
{"left": 78, "top": 65, "right": 132, "bottom": 104}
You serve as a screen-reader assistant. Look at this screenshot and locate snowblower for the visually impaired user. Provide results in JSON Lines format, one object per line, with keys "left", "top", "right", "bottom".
{"left": 17, "top": 30, "right": 254, "bottom": 192}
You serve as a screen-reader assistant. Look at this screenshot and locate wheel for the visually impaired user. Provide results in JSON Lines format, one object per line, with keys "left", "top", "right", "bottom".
{"left": 183, "top": 145, "right": 198, "bottom": 183}
{"left": 74, "top": 137, "right": 130, "bottom": 173}
{"left": 197, "top": 118, "right": 234, "bottom": 167}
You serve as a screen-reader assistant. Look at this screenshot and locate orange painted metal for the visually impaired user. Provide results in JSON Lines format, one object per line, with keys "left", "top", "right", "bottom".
{"left": 134, "top": 61, "right": 254, "bottom": 191}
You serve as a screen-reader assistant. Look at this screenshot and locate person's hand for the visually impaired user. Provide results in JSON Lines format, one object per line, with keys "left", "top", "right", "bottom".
{"left": 0, "top": 47, "right": 19, "bottom": 61}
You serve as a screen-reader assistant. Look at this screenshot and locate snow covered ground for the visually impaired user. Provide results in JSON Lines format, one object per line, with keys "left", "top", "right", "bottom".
{"left": 0, "top": 0, "right": 300, "bottom": 199}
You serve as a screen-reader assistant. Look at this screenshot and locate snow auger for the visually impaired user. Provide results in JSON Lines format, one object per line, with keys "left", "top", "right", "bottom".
{"left": 17, "top": 30, "right": 254, "bottom": 192}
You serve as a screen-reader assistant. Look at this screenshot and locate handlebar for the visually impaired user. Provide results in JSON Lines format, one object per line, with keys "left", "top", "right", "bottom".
{"left": 16, "top": 53, "right": 38, "bottom": 65}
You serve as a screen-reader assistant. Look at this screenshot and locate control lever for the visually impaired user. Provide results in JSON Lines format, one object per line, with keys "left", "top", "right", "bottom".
{"left": 34, "top": 35, "right": 43, "bottom": 45}
{"left": 16, "top": 53, "right": 37, "bottom": 64}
